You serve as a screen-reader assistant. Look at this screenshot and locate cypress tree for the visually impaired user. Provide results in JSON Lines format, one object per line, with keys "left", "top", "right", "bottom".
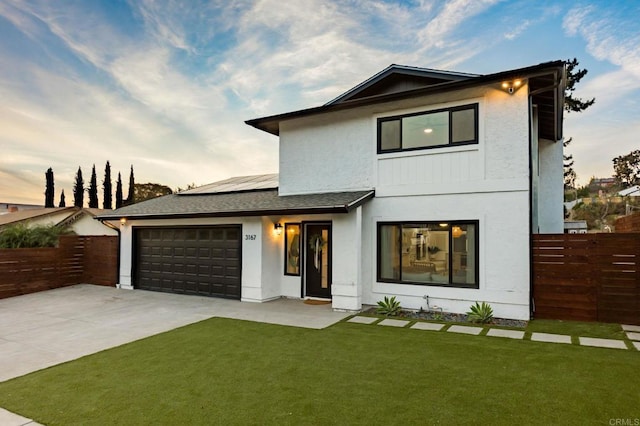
{"left": 59, "top": 190, "right": 66, "bottom": 207}
{"left": 115, "top": 172, "right": 123, "bottom": 209}
{"left": 73, "top": 167, "right": 84, "bottom": 208}
{"left": 44, "top": 168, "right": 55, "bottom": 208}
{"left": 103, "top": 161, "right": 112, "bottom": 209}
{"left": 88, "top": 164, "right": 99, "bottom": 208}
{"left": 125, "top": 165, "right": 135, "bottom": 206}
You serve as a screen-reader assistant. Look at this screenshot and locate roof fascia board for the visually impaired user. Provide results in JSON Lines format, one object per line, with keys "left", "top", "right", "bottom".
{"left": 246, "top": 61, "right": 565, "bottom": 136}
{"left": 95, "top": 191, "right": 375, "bottom": 221}
{"left": 96, "top": 207, "right": 350, "bottom": 221}
{"left": 325, "top": 64, "right": 477, "bottom": 106}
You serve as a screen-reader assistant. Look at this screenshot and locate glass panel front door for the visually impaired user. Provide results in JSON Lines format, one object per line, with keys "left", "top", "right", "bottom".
{"left": 304, "top": 223, "right": 331, "bottom": 298}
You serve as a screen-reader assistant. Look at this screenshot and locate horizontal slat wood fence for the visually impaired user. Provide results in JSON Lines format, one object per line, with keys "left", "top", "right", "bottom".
{"left": 0, "top": 235, "right": 118, "bottom": 299}
{"left": 533, "top": 233, "right": 640, "bottom": 325}
{"left": 615, "top": 212, "right": 640, "bottom": 233}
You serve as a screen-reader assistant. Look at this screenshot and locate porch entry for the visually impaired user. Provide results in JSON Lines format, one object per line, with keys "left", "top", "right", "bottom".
{"left": 304, "top": 223, "right": 332, "bottom": 299}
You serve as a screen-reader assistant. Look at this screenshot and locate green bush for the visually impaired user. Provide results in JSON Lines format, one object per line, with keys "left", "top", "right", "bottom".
{"left": 0, "top": 223, "right": 70, "bottom": 248}
{"left": 466, "top": 302, "right": 494, "bottom": 324}
{"left": 376, "top": 296, "right": 401, "bottom": 317}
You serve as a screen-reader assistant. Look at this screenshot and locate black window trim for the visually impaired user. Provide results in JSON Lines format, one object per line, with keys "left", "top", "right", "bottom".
{"left": 377, "top": 103, "right": 479, "bottom": 154}
{"left": 376, "top": 220, "right": 480, "bottom": 289}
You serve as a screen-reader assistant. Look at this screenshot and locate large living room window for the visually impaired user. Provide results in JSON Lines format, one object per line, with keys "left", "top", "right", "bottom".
{"left": 377, "top": 221, "right": 478, "bottom": 288}
{"left": 378, "top": 104, "right": 478, "bottom": 153}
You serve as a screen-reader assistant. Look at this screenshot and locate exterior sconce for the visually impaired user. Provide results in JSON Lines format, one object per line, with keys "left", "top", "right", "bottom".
{"left": 501, "top": 79, "right": 522, "bottom": 94}
{"left": 274, "top": 223, "right": 283, "bottom": 236}
{"left": 120, "top": 217, "right": 127, "bottom": 226}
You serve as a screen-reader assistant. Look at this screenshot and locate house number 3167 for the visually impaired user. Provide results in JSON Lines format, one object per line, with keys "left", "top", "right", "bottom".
{"left": 245, "top": 234, "right": 256, "bottom": 240}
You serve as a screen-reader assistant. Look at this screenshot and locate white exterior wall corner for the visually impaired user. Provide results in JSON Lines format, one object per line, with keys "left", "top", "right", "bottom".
{"left": 483, "top": 85, "right": 530, "bottom": 181}
{"left": 258, "top": 216, "right": 283, "bottom": 302}
{"left": 537, "top": 138, "right": 564, "bottom": 233}
{"left": 330, "top": 207, "right": 363, "bottom": 311}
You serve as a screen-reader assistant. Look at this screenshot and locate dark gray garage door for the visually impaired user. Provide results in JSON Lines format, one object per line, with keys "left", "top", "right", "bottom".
{"left": 134, "top": 226, "right": 242, "bottom": 299}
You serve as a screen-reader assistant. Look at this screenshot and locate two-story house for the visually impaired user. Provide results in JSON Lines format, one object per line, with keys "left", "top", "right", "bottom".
{"left": 98, "top": 60, "right": 565, "bottom": 320}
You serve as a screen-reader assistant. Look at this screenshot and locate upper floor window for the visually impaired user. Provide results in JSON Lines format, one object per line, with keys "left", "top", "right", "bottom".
{"left": 378, "top": 103, "right": 478, "bottom": 153}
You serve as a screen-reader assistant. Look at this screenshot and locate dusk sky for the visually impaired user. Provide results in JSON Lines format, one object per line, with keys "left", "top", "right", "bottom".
{"left": 1, "top": 0, "right": 639, "bottom": 205}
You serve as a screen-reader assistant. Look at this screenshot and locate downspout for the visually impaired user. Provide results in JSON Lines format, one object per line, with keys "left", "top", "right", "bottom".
{"left": 527, "top": 89, "right": 534, "bottom": 320}
{"left": 527, "top": 69, "right": 564, "bottom": 319}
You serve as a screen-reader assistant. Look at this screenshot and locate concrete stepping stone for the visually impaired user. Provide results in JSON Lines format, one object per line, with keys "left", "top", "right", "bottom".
{"left": 531, "top": 332, "right": 571, "bottom": 344}
{"left": 379, "top": 318, "right": 410, "bottom": 327}
{"left": 486, "top": 328, "right": 525, "bottom": 339}
{"left": 622, "top": 324, "right": 640, "bottom": 332}
{"left": 579, "top": 337, "right": 628, "bottom": 350}
{"left": 447, "top": 325, "right": 483, "bottom": 335}
{"left": 632, "top": 342, "right": 640, "bottom": 351}
{"left": 626, "top": 332, "right": 640, "bottom": 341}
{"left": 347, "top": 316, "right": 378, "bottom": 324}
{"left": 411, "top": 322, "right": 445, "bottom": 331}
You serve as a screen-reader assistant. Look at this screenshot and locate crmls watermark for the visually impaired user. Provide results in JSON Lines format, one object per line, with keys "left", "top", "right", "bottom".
{"left": 609, "top": 419, "right": 640, "bottom": 426}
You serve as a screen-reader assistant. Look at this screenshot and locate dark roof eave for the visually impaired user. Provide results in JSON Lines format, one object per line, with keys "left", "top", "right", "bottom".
{"left": 246, "top": 60, "right": 565, "bottom": 136}
{"left": 97, "top": 206, "right": 350, "bottom": 221}
{"left": 95, "top": 190, "right": 374, "bottom": 221}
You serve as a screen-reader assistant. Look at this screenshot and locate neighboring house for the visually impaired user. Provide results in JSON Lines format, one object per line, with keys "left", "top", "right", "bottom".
{"left": 618, "top": 185, "right": 640, "bottom": 197}
{"left": 0, "top": 202, "right": 43, "bottom": 213}
{"left": 98, "top": 61, "right": 566, "bottom": 320}
{"left": 564, "top": 220, "right": 588, "bottom": 234}
{"left": 0, "top": 207, "right": 117, "bottom": 236}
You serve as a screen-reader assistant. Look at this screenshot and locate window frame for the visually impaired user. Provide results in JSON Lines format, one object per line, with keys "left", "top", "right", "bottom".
{"left": 284, "top": 223, "right": 301, "bottom": 276}
{"left": 376, "top": 220, "right": 480, "bottom": 289}
{"left": 377, "top": 103, "right": 479, "bottom": 154}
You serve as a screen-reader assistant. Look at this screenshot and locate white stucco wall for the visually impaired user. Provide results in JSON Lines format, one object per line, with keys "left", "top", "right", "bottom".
{"left": 537, "top": 138, "right": 564, "bottom": 233}
{"left": 72, "top": 215, "right": 118, "bottom": 236}
{"left": 277, "top": 84, "right": 534, "bottom": 319}
{"left": 362, "top": 192, "right": 530, "bottom": 320}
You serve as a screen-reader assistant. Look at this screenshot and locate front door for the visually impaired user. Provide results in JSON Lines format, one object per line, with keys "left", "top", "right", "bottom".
{"left": 304, "top": 223, "right": 332, "bottom": 298}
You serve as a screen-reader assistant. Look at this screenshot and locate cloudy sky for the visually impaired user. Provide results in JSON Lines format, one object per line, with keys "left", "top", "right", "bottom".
{"left": 1, "top": 0, "right": 639, "bottom": 205}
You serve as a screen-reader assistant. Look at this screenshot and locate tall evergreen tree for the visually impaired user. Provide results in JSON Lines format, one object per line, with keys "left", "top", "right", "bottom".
{"left": 125, "top": 165, "right": 135, "bottom": 206}
{"left": 103, "top": 161, "right": 112, "bottom": 209}
{"left": 563, "top": 58, "right": 595, "bottom": 190}
{"left": 88, "top": 164, "right": 99, "bottom": 208}
{"left": 115, "top": 172, "right": 123, "bottom": 209}
{"left": 73, "top": 167, "right": 84, "bottom": 208}
{"left": 44, "top": 168, "right": 55, "bottom": 208}
{"left": 59, "top": 190, "right": 66, "bottom": 207}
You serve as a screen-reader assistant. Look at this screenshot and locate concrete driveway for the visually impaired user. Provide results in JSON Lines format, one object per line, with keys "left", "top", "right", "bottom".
{"left": 0, "top": 284, "right": 349, "bottom": 383}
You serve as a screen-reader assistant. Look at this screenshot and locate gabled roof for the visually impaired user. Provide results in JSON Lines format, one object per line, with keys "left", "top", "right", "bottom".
{"left": 96, "top": 189, "right": 374, "bottom": 220}
{"left": 0, "top": 207, "right": 76, "bottom": 226}
{"left": 246, "top": 60, "right": 565, "bottom": 141}
{"left": 325, "top": 64, "right": 478, "bottom": 105}
{"left": 57, "top": 208, "right": 111, "bottom": 227}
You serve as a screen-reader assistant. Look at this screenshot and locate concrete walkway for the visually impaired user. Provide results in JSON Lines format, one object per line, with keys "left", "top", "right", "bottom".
{"left": 0, "top": 284, "right": 349, "bottom": 383}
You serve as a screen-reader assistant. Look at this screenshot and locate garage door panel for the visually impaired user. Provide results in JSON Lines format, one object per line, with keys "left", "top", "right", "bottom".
{"left": 135, "top": 226, "right": 241, "bottom": 299}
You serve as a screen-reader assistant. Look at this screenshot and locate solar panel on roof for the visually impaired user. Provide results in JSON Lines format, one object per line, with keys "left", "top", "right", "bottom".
{"left": 179, "top": 174, "right": 279, "bottom": 195}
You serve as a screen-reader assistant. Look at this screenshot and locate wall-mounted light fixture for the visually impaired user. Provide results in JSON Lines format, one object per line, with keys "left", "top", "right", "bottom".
{"left": 452, "top": 226, "right": 463, "bottom": 238}
{"left": 501, "top": 79, "right": 522, "bottom": 94}
{"left": 273, "top": 223, "right": 283, "bottom": 236}
{"left": 120, "top": 217, "right": 127, "bottom": 226}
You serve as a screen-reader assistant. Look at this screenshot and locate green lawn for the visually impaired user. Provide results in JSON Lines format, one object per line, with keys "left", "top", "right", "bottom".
{"left": 1, "top": 318, "right": 639, "bottom": 425}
